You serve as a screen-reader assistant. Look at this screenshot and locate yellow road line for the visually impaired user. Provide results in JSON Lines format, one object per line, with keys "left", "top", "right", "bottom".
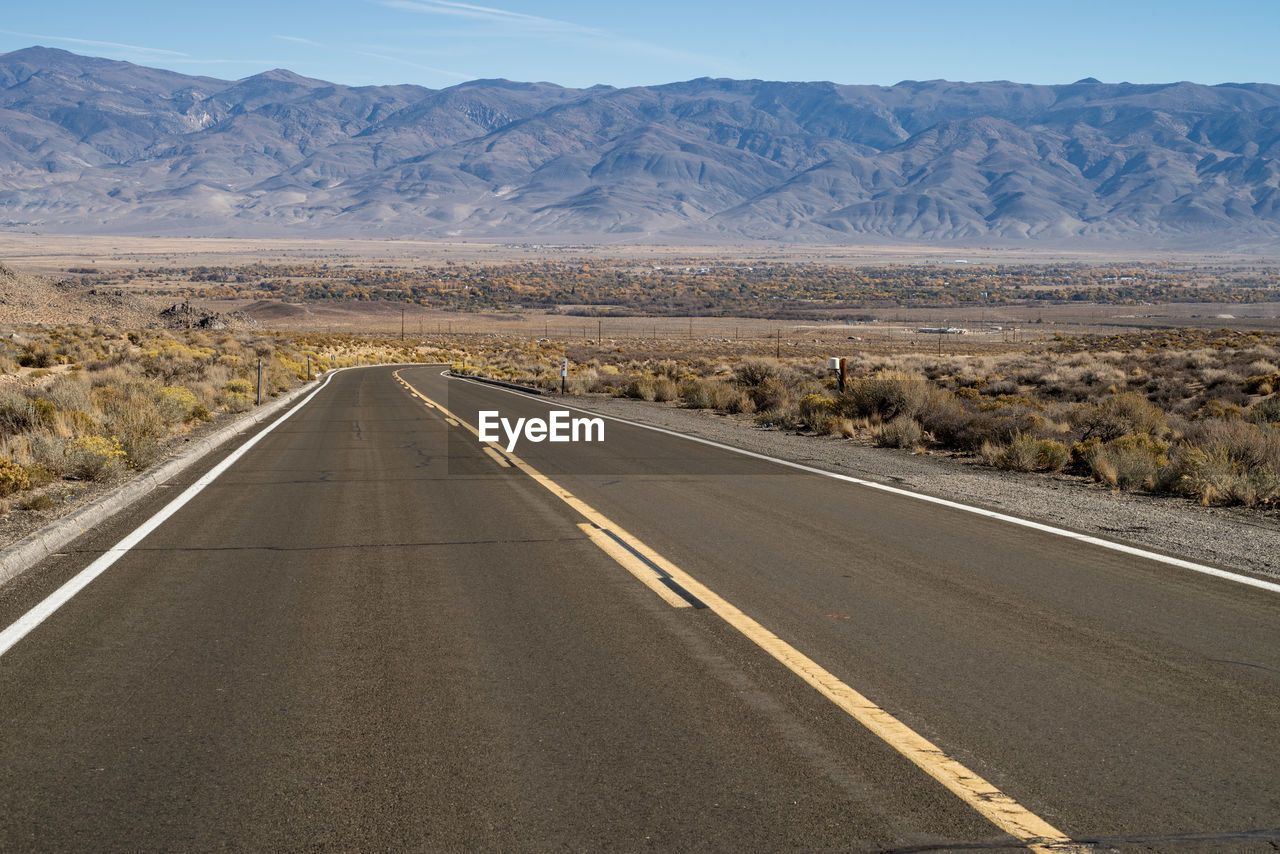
{"left": 482, "top": 446, "right": 512, "bottom": 468}
{"left": 578, "top": 523, "right": 693, "bottom": 609}
{"left": 394, "top": 369, "right": 1082, "bottom": 852}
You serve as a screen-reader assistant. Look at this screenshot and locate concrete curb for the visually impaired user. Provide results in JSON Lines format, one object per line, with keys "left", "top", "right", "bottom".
{"left": 0, "top": 375, "right": 324, "bottom": 588}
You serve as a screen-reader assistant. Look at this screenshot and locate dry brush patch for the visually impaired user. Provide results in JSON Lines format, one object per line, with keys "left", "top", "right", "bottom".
{"left": 455, "top": 327, "right": 1280, "bottom": 512}
{"left": 0, "top": 325, "right": 449, "bottom": 528}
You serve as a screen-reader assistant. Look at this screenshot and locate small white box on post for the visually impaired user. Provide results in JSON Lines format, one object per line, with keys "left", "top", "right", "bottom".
{"left": 827, "top": 356, "right": 847, "bottom": 393}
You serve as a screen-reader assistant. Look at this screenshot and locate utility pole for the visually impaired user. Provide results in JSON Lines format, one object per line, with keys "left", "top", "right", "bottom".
{"left": 256, "top": 358, "right": 263, "bottom": 406}
{"left": 401, "top": 308, "right": 405, "bottom": 340}
{"left": 598, "top": 319, "right": 602, "bottom": 342}
{"left": 775, "top": 329, "right": 780, "bottom": 359}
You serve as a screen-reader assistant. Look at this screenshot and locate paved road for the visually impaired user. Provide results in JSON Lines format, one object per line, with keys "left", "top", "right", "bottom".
{"left": 1, "top": 365, "right": 1277, "bottom": 852}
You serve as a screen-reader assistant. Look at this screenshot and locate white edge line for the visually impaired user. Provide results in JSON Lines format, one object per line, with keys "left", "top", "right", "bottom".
{"left": 443, "top": 371, "right": 1280, "bottom": 595}
{"left": 0, "top": 369, "right": 344, "bottom": 659}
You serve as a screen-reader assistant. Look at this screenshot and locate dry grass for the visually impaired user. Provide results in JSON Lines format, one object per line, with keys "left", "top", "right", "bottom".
{"left": 0, "top": 325, "right": 452, "bottom": 517}
{"left": 454, "top": 326, "right": 1280, "bottom": 510}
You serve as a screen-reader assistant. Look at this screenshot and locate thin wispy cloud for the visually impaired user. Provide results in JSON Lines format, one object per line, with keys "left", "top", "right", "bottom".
{"left": 0, "top": 29, "right": 187, "bottom": 57}
{"left": 353, "top": 42, "right": 455, "bottom": 57}
{"left": 275, "top": 35, "right": 328, "bottom": 48}
{"left": 162, "top": 59, "right": 291, "bottom": 65}
{"left": 375, "top": 0, "right": 736, "bottom": 75}
{"left": 352, "top": 49, "right": 473, "bottom": 79}
{"left": 376, "top": 0, "right": 601, "bottom": 35}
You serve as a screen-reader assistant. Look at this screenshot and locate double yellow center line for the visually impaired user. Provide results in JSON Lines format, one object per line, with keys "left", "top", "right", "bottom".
{"left": 394, "top": 370, "right": 1084, "bottom": 853}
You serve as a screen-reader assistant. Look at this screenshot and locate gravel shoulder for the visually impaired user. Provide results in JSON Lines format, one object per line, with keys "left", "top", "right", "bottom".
{"left": 566, "top": 395, "right": 1280, "bottom": 580}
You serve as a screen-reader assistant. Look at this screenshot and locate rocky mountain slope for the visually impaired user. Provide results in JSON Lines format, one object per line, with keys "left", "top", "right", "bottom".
{"left": 2, "top": 47, "right": 1279, "bottom": 247}
{"left": 0, "top": 263, "right": 159, "bottom": 327}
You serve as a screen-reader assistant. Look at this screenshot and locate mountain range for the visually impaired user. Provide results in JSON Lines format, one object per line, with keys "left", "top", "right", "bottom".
{"left": 2, "top": 46, "right": 1279, "bottom": 248}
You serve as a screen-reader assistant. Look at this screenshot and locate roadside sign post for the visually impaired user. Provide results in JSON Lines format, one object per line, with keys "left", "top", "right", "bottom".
{"left": 256, "top": 358, "right": 263, "bottom": 406}
{"left": 560, "top": 358, "right": 568, "bottom": 394}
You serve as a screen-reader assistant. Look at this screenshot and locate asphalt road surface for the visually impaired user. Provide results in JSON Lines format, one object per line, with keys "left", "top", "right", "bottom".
{"left": 1, "top": 365, "right": 1277, "bottom": 852}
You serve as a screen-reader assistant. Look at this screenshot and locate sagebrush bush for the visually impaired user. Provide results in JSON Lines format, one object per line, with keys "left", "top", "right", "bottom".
{"left": 652, "top": 377, "right": 679, "bottom": 402}
{"left": 157, "top": 386, "right": 198, "bottom": 423}
{"left": 986, "top": 434, "right": 1069, "bottom": 472}
{"left": 874, "top": 415, "right": 923, "bottom": 449}
{"left": 840, "top": 372, "right": 930, "bottom": 421}
{"left": 1075, "top": 434, "right": 1169, "bottom": 490}
{"left": 734, "top": 358, "right": 782, "bottom": 387}
{"left": 0, "top": 457, "right": 30, "bottom": 496}
{"left": 625, "top": 379, "right": 657, "bottom": 401}
{"left": 798, "top": 393, "right": 837, "bottom": 433}
{"left": 65, "top": 435, "right": 126, "bottom": 481}
{"left": 1071, "top": 392, "right": 1168, "bottom": 441}
{"left": 1251, "top": 397, "right": 1280, "bottom": 426}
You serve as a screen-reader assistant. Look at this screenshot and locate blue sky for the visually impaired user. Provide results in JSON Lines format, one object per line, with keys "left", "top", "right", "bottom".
{"left": 1, "top": 0, "right": 1277, "bottom": 89}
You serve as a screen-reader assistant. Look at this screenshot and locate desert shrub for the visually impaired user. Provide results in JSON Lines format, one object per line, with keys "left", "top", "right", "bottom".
{"left": 874, "top": 415, "right": 923, "bottom": 449}
{"left": 1035, "top": 439, "right": 1071, "bottom": 472}
{"left": 1196, "top": 399, "right": 1244, "bottom": 421}
{"left": 745, "top": 374, "right": 793, "bottom": 412}
{"left": 1243, "top": 373, "right": 1280, "bottom": 396}
{"left": 17, "top": 344, "right": 55, "bottom": 368}
{"left": 941, "top": 408, "right": 1036, "bottom": 452}
{"left": 918, "top": 391, "right": 969, "bottom": 446}
{"left": 1160, "top": 428, "right": 1280, "bottom": 506}
{"left": 652, "top": 377, "right": 679, "bottom": 402}
{"left": 19, "top": 493, "right": 54, "bottom": 511}
{"left": 1180, "top": 419, "right": 1280, "bottom": 470}
{"left": 1070, "top": 392, "right": 1168, "bottom": 441}
{"left": 1144, "top": 374, "right": 1192, "bottom": 409}
{"left": 157, "top": 386, "right": 199, "bottom": 423}
{"left": 50, "top": 408, "right": 99, "bottom": 439}
{"left": 754, "top": 405, "right": 802, "bottom": 429}
{"left": 682, "top": 380, "right": 740, "bottom": 411}
{"left": 793, "top": 393, "right": 835, "bottom": 434}
{"left": 218, "top": 387, "right": 256, "bottom": 410}
{"left": 42, "top": 375, "right": 93, "bottom": 412}
{"left": 723, "top": 389, "right": 755, "bottom": 414}
{"left": 108, "top": 405, "right": 166, "bottom": 469}
{"left": 218, "top": 380, "right": 256, "bottom": 412}
{"left": 65, "top": 435, "right": 126, "bottom": 481}
{"left": 1074, "top": 434, "right": 1169, "bottom": 490}
{"left": 985, "top": 434, "right": 1069, "bottom": 472}
{"left": 0, "top": 457, "right": 30, "bottom": 496}
{"left": 986, "top": 433, "right": 1038, "bottom": 471}
{"left": 625, "top": 379, "right": 656, "bottom": 401}
{"left": 734, "top": 358, "right": 782, "bottom": 387}
{"left": 982, "top": 377, "right": 1019, "bottom": 396}
{"left": 834, "top": 418, "right": 859, "bottom": 438}
{"left": 1250, "top": 397, "right": 1280, "bottom": 426}
{"left": 222, "top": 378, "right": 254, "bottom": 395}
{"left": 0, "top": 393, "right": 43, "bottom": 436}
{"left": 841, "top": 372, "right": 930, "bottom": 421}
